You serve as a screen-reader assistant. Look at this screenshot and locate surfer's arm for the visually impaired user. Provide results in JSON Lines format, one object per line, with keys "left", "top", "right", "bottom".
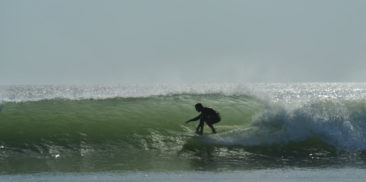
{"left": 186, "top": 114, "right": 201, "bottom": 123}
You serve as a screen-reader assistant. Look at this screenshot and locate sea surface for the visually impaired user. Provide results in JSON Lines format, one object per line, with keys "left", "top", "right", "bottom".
{"left": 1, "top": 83, "right": 366, "bottom": 181}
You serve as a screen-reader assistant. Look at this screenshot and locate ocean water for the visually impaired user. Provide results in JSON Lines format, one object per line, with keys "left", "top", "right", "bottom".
{"left": 1, "top": 83, "right": 366, "bottom": 181}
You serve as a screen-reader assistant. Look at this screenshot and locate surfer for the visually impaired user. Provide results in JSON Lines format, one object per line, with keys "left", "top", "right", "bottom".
{"left": 186, "top": 103, "right": 221, "bottom": 135}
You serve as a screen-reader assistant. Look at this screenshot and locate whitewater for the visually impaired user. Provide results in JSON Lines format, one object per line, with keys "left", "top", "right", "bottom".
{"left": 1, "top": 83, "right": 366, "bottom": 181}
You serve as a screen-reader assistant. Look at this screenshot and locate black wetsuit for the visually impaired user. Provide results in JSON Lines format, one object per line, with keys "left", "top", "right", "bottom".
{"left": 188, "top": 107, "right": 220, "bottom": 134}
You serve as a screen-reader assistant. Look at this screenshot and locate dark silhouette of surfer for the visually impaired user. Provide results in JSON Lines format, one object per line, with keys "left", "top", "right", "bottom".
{"left": 186, "top": 103, "right": 221, "bottom": 135}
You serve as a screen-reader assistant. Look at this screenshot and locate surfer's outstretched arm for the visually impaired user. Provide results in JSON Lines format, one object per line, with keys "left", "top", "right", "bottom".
{"left": 186, "top": 114, "right": 201, "bottom": 123}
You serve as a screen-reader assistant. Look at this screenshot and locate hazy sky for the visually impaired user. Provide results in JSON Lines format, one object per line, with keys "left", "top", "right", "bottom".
{"left": 1, "top": 0, "right": 365, "bottom": 84}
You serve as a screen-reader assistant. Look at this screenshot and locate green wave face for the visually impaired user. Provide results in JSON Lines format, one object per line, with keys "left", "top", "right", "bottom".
{"left": 0, "top": 94, "right": 260, "bottom": 144}
{"left": 0, "top": 94, "right": 265, "bottom": 173}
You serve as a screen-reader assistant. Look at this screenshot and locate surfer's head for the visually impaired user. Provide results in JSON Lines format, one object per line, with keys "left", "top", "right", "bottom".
{"left": 195, "top": 103, "right": 203, "bottom": 112}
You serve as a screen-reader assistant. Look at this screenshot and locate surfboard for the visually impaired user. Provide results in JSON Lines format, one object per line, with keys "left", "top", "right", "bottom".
{"left": 194, "top": 132, "right": 217, "bottom": 136}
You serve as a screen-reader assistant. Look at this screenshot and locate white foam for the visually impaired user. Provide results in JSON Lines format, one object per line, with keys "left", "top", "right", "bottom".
{"left": 204, "top": 99, "right": 366, "bottom": 152}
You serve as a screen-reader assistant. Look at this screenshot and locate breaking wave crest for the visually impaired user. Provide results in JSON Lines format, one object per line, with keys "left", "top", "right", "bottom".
{"left": 203, "top": 99, "right": 366, "bottom": 152}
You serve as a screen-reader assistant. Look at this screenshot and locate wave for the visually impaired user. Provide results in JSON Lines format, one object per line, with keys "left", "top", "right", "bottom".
{"left": 1, "top": 84, "right": 366, "bottom": 172}
{"left": 1, "top": 93, "right": 366, "bottom": 152}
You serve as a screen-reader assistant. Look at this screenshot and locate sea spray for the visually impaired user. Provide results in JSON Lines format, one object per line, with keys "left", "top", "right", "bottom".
{"left": 203, "top": 100, "right": 366, "bottom": 152}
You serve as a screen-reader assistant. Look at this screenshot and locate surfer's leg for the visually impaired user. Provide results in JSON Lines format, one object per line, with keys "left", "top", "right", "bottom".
{"left": 195, "top": 124, "right": 201, "bottom": 134}
{"left": 207, "top": 122, "right": 216, "bottom": 134}
{"left": 196, "top": 119, "right": 204, "bottom": 135}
